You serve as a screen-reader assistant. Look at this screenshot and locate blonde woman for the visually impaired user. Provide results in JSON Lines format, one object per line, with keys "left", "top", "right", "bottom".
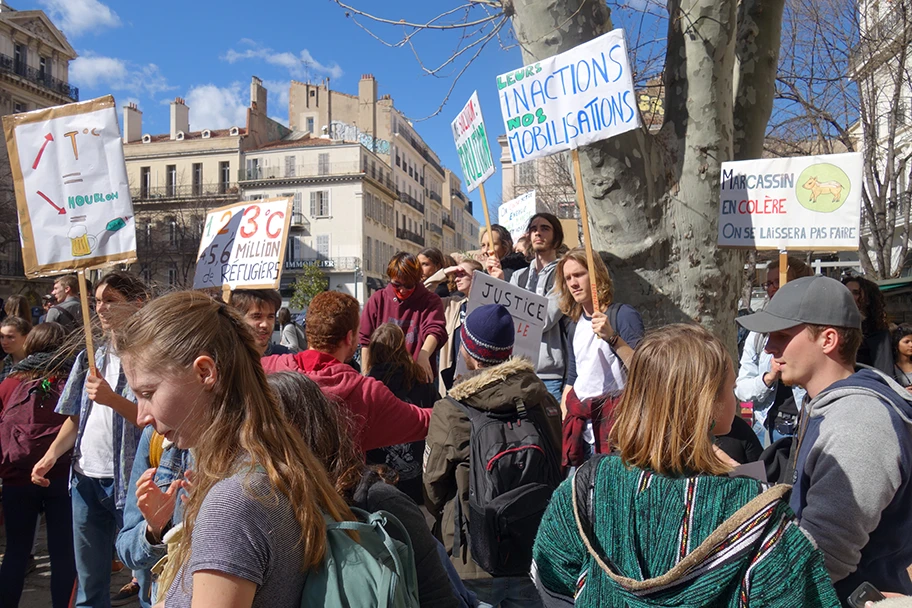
{"left": 532, "top": 324, "right": 839, "bottom": 607}
{"left": 113, "top": 291, "right": 353, "bottom": 607}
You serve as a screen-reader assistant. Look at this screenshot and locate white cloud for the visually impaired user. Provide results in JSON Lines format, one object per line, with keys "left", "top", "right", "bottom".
{"left": 39, "top": 0, "right": 121, "bottom": 37}
{"left": 263, "top": 79, "right": 290, "bottom": 120}
{"left": 223, "top": 43, "right": 343, "bottom": 80}
{"left": 184, "top": 84, "right": 248, "bottom": 130}
{"left": 70, "top": 54, "right": 173, "bottom": 95}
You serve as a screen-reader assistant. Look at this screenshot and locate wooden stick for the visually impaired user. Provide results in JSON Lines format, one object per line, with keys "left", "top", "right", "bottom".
{"left": 222, "top": 284, "right": 232, "bottom": 305}
{"left": 571, "top": 149, "right": 600, "bottom": 312}
{"left": 779, "top": 251, "right": 788, "bottom": 288}
{"left": 478, "top": 182, "right": 498, "bottom": 259}
{"left": 77, "top": 270, "right": 96, "bottom": 374}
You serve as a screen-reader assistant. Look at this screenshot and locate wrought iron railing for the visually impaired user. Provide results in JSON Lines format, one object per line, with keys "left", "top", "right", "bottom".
{"left": 0, "top": 54, "right": 78, "bottom": 100}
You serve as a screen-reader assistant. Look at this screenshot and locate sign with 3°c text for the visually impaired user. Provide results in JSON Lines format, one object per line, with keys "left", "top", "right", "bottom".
{"left": 497, "top": 28, "right": 640, "bottom": 165}
{"left": 193, "top": 197, "right": 293, "bottom": 290}
{"left": 717, "top": 152, "right": 862, "bottom": 251}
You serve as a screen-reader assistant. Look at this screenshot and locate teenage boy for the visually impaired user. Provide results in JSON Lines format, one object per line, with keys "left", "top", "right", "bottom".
{"left": 261, "top": 290, "right": 430, "bottom": 452}
{"left": 46, "top": 274, "right": 82, "bottom": 332}
{"left": 230, "top": 289, "right": 292, "bottom": 356}
{"left": 489, "top": 213, "right": 567, "bottom": 401}
{"left": 738, "top": 275, "right": 912, "bottom": 600}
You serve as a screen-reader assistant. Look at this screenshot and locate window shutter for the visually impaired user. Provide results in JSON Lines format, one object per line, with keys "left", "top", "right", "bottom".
{"left": 310, "top": 191, "right": 316, "bottom": 216}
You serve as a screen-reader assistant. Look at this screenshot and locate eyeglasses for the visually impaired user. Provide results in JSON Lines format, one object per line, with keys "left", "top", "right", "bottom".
{"left": 760, "top": 282, "right": 779, "bottom": 289}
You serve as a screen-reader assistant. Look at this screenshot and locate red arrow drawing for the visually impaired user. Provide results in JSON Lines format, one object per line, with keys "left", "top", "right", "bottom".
{"left": 37, "top": 190, "right": 65, "bottom": 215}
{"left": 31, "top": 133, "right": 53, "bottom": 170}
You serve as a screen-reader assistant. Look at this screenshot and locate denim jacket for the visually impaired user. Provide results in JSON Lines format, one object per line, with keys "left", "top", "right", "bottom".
{"left": 116, "top": 425, "right": 192, "bottom": 606}
{"left": 55, "top": 345, "right": 142, "bottom": 509}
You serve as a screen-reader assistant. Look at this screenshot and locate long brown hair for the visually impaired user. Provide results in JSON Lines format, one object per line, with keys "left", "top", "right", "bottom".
{"left": 4, "top": 295, "right": 31, "bottom": 322}
{"left": 555, "top": 247, "right": 614, "bottom": 322}
{"left": 366, "top": 323, "right": 423, "bottom": 391}
{"left": 113, "top": 291, "right": 353, "bottom": 589}
{"left": 609, "top": 324, "right": 733, "bottom": 476}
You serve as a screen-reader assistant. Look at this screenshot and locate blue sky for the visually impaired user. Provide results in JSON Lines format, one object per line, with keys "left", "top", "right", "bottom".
{"left": 26, "top": 0, "right": 531, "bottom": 221}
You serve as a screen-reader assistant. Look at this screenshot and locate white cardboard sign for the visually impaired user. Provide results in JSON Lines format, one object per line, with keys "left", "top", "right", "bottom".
{"left": 497, "top": 28, "right": 640, "bottom": 165}
{"left": 498, "top": 190, "right": 540, "bottom": 239}
{"left": 2, "top": 96, "right": 136, "bottom": 277}
{"left": 193, "top": 197, "right": 293, "bottom": 290}
{"left": 451, "top": 91, "right": 495, "bottom": 193}
{"left": 717, "top": 152, "right": 862, "bottom": 250}
{"left": 465, "top": 271, "right": 547, "bottom": 363}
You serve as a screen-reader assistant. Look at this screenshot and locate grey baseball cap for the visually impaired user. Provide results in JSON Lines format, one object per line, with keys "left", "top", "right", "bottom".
{"left": 737, "top": 275, "right": 862, "bottom": 334}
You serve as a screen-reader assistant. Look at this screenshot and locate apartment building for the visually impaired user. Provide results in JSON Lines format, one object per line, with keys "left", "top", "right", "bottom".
{"left": 240, "top": 138, "right": 397, "bottom": 302}
{"left": 0, "top": 2, "right": 77, "bottom": 299}
{"left": 288, "top": 75, "right": 478, "bottom": 257}
{"left": 122, "top": 77, "right": 290, "bottom": 289}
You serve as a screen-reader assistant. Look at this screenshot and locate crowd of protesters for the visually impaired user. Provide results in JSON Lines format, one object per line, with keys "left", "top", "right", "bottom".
{"left": 0, "top": 212, "right": 910, "bottom": 607}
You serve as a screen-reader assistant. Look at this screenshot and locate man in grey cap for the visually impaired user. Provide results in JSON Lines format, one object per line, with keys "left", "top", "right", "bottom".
{"left": 738, "top": 275, "right": 912, "bottom": 601}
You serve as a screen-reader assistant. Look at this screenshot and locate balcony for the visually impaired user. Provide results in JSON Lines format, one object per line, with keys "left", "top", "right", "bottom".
{"left": 428, "top": 190, "right": 441, "bottom": 204}
{"left": 398, "top": 190, "right": 425, "bottom": 214}
{"left": 395, "top": 127, "right": 445, "bottom": 178}
{"left": 397, "top": 227, "right": 425, "bottom": 246}
{"left": 240, "top": 161, "right": 362, "bottom": 182}
{"left": 0, "top": 54, "right": 78, "bottom": 101}
{"left": 284, "top": 256, "right": 360, "bottom": 271}
{"left": 442, "top": 216, "right": 456, "bottom": 230}
{"left": 429, "top": 222, "right": 443, "bottom": 236}
{"left": 131, "top": 182, "right": 238, "bottom": 201}
{"left": 289, "top": 212, "right": 311, "bottom": 232}
{"left": 451, "top": 189, "right": 467, "bottom": 203}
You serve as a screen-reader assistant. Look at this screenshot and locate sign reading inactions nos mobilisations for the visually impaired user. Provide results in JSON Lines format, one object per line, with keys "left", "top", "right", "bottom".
{"left": 717, "top": 152, "right": 862, "bottom": 251}
{"left": 497, "top": 28, "right": 640, "bottom": 165}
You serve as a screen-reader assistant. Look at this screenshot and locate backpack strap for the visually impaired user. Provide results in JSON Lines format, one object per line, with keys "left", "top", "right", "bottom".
{"left": 51, "top": 304, "right": 77, "bottom": 328}
{"left": 605, "top": 302, "right": 622, "bottom": 357}
{"left": 570, "top": 466, "right": 792, "bottom": 590}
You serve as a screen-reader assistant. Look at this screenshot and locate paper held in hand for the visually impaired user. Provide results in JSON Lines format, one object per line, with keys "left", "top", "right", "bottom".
{"left": 497, "top": 28, "right": 640, "bottom": 165}
{"left": 193, "top": 197, "right": 293, "bottom": 291}
{"left": 2, "top": 95, "right": 137, "bottom": 278}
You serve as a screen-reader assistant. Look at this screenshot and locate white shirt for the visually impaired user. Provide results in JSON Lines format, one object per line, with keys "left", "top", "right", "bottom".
{"left": 572, "top": 313, "right": 626, "bottom": 400}
{"left": 74, "top": 351, "right": 121, "bottom": 478}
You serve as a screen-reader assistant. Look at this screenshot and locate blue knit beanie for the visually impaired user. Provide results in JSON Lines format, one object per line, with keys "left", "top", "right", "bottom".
{"left": 461, "top": 304, "right": 514, "bottom": 365}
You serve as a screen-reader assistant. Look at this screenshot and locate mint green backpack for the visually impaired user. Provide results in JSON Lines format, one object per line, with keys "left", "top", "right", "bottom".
{"left": 301, "top": 508, "right": 421, "bottom": 608}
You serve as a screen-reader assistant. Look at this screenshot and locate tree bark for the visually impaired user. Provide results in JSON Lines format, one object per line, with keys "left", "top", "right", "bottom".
{"left": 508, "top": 0, "right": 785, "bottom": 349}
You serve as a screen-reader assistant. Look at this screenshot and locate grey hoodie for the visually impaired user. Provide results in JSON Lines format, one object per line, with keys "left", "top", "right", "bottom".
{"left": 790, "top": 367, "right": 912, "bottom": 599}
{"left": 510, "top": 258, "right": 565, "bottom": 381}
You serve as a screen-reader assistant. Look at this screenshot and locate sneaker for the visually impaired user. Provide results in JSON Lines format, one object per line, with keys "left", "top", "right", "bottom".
{"left": 111, "top": 580, "right": 140, "bottom": 606}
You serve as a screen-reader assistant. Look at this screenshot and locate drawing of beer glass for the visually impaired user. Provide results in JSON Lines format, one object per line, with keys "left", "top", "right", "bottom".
{"left": 68, "top": 225, "right": 95, "bottom": 257}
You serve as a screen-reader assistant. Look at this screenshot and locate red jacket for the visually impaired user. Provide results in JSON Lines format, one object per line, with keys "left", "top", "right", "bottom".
{"left": 261, "top": 350, "right": 431, "bottom": 451}
{"left": 359, "top": 283, "right": 448, "bottom": 364}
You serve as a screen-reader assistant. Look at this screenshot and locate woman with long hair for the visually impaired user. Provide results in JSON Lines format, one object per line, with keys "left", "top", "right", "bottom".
{"left": 31, "top": 271, "right": 149, "bottom": 608}
{"left": 277, "top": 306, "right": 306, "bottom": 352}
{"left": 364, "top": 323, "right": 438, "bottom": 502}
{"left": 267, "top": 371, "right": 468, "bottom": 608}
{"left": 736, "top": 257, "right": 812, "bottom": 444}
{"left": 418, "top": 247, "right": 451, "bottom": 297}
{"left": 479, "top": 223, "right": 527, "bottom": 281}
{"left": 532, "top": 324, "right": 839, "bottom": 606}
{"left": 554, "top": 248, "right": 644, "bottom": 468}
{"left": 843, "top": 275, "right": 894, "bottom": 375}
{"left": 4, "top": 294, "right": 32, "bottom": 324}
{"left": 0, "top": 322, "right": 75, "bottom": 607}
{"left": 892, "top": 324, "right": 912, "bottom": 391}
{"left": 113, "top": 291, "right": 353, "bottom": 606}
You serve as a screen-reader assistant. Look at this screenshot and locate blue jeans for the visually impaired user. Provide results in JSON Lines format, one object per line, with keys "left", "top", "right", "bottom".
{"left": 0, "top": 478, "right": 76, "bottom": 607}
{"left": 463, "top": 577, "right": 542, "bottom": 608}
{"left": 72, "top": 472, "right": 123, "bottom": 608}
{"left": 541, "top": 379, "right": 563, "bottom": 404}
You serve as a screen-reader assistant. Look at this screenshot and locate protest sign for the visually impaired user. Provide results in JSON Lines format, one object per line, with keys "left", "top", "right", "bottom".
{"left": 497, "top": 28, "right": 640, "bottom": 165}
{"left": 466, "top": 271, "right": 547, "bottom": 363}
{"left": 193, "top": 197, "right": 293, "bottom": 291}
{"left": 498, "top": 190, "right": 540, "bottom": 239}
{"left": 452, "top": 91, "right": 495, "bottom": 193}
{"left": 2, "top": 95, "right": 137, "bottom": 278}
{"left": 717, "top": 152, "right": 862, "bottom": 250}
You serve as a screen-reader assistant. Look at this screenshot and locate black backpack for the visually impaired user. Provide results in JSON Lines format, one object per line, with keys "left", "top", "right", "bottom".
{"left": 448, "top": 395, "right": 561, "bottom": 576}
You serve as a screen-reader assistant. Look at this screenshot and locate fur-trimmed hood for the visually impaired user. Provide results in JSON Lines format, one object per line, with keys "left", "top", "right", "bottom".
{"left": 448, "top": 357, "right": 550, "bottom": 414}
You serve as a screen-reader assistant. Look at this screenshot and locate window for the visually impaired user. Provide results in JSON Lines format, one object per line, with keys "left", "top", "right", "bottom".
{"left": 395, "top": 151, "right": 400, "bottom": 167}
{"left": 517, "top": 162, "right": 537, "bottom": 186}
{"left": 192, "top": 163, "right": 202, "bottom": 196}
{"left": 168, "top": 265, "right": 178, "bottom": 288}
{"left": 306, "top": 117, "right": 315, "bottom": 133}
{"left": 144, "top": 223, "right": 152, "bottom": 247}
{"left": 13, "top": 101, "right": 24, "bottom": 113}
{"left": 316, "top": 234, "right": 330, "bottom": 259}
{"left": 168, "top": 219, "right": 177, "bottom": 244}
{"left": 375, "top": 240, "right": 380, "bottom": 268}
{"left": 285, "top": 156, "right": 296, "bottom": 177}
{"left": 141, "top": 265, "right": 152, "bottom": 284}
{"left": 310, "top": 190, "right": 330, "bottom": 217}
{"left": 14, "top": 44, "right": 25, "bottom": 74}
{"left": 246, "top": 158, "right": 260, "bottom": 179}
{"left": 166, "top": 165, "right": 177, "bottom": 196}
{"left": 365, "top": 236, "right": 372, "bottom": 272}
{"left": 219, "top": 161, "right": 230, "bottom": 193}
{"left": 292, "top": 192, "right": 303, "bottom": 216}
{"left": 140, "top": 167, "right": 151, "bottom": 198}
{"left": 318, "top": 153, "right": 330, "bottom": 176}
{"left": 39, "top": 56, "right": 47, "bottom": 79}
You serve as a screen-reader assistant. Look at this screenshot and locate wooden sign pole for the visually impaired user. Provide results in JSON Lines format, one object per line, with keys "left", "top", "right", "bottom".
{"left": 779, "top": 251, "right": 789, "bottom": 288}
{"left": 222, "top": 284, "right": 232, "bottom": 305}
{"left": 76, "top": 270, "right": 96, "bottom": 374}
{"left": 478, "top": 183, "right": 497, "bottom": 260}
{"left": 571, "top": 149, "right": 600, "bottom": 312}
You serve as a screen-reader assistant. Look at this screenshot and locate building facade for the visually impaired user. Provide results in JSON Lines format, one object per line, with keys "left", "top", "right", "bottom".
{"left": 0, "top": 2, "right": 77, "bottom": 301}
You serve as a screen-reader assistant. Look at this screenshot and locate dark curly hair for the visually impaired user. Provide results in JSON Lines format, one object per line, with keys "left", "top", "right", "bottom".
{"left": 843, "top": 275, "right": 888, "bottom": 332}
